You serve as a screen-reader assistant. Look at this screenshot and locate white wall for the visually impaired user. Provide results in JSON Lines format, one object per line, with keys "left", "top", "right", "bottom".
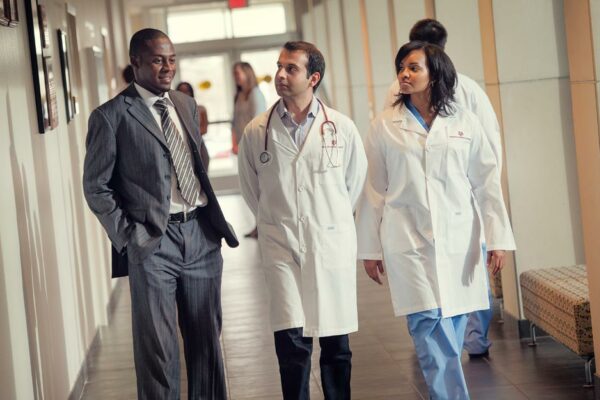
{"left": 493, "top": 0, "right": 584, "bottom": 318}
{"left": 0, "top": 0, "right": 128, "bottom": 398}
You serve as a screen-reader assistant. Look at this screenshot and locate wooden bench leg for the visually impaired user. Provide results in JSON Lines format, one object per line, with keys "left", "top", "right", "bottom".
{"left": 528, "top": 323, "right": 538, "bottom": 347}
{"left": 584, "top": 357, "right": 595, "bottom": 388}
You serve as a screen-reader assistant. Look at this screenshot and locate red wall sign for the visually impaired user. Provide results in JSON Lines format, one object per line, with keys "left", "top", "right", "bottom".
{"left": 229, "top": 0, "right": 247, "bottom": 9}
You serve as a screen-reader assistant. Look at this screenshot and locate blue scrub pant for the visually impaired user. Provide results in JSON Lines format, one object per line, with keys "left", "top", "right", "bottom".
{"left": 464, "top": 243, "right": 492, "bottom": 355}
{"left": 407, "top": 309, "right": 470, "bottom": 400}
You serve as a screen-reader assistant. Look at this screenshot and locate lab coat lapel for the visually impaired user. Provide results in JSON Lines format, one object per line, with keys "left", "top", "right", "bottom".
{"left": 298, "top": 104, "right": 325, "bottom": 156}
{"left": 269, "top": 111, "right": 298, "bottom": 156}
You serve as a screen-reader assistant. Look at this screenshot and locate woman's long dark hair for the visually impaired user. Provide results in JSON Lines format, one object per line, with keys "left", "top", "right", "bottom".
{"left": 393, "top": 41, "right": 457, "bottom": 117}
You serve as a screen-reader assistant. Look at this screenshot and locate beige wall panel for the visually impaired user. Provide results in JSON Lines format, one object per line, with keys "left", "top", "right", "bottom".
{"left": 351, "top": 85, "right": 372, "bottom": 136}
{"left": 364, "top": 0, "right": 395, "bottom": 89}
{"left": 341, "top": 0, "right": 371, "bottom": 131}
{"left": 435, "top": 0, "right": 485, "bottom": 82}
{"left": 312, "top": 3, "right": 333, "bottom": 102}
{"left": 591, "top": 0, "right": 600, "bottom": 79}
{"left": 341, "top": 1, "right": 367, "bottom": 87}
{"left": 564, "top": 0, "right": 595, "bottom": 82}
{"left": 500, "top": 79, "right": 584, "bottom": 279}
{"left": 478, "top": 0, "right": 499, "bottom": 85}
{"left": 482, "top": 82, "right": 521, "bottom": 318}
{"left": 493, "top": 0, "right": 569, "bottom": 82}
{"left": 569, "top": 81, "right": 600, "bottom": 366}
{"left": 332, "top": 84, "right": 353, "bottom": 117}
{"left": 301, "top": 12, "right": 314, "bottom": 43}
{"left": 324, "top": 0, "right": 352, "bottom": 114}
{"left": 391, "top": 0, "right": 427, "bottom": 49}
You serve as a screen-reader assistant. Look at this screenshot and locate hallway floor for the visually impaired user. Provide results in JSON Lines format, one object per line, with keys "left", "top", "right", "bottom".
{"left": 81, "top": 195, "right": 596, "bottom": 400}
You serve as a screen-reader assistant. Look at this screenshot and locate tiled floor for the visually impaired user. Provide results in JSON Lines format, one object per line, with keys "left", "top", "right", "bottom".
{"left": 81, "top": 195, "right": 596, "bottom": 399}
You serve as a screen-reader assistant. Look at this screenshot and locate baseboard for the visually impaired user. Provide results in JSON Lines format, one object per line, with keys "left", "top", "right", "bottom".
{"left": 68, "top": 278, "right": 126, "bottom": 400}
{"left": 500, "top": 312, "right": 548, "bottom": 339}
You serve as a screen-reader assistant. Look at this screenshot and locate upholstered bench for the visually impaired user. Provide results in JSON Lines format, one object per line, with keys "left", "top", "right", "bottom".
{"left": 520, "top": 265, "right": 594, "bottom": 387}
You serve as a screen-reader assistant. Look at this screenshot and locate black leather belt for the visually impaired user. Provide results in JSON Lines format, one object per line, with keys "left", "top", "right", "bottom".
{"left": 168, "top": 207, "right": 200, "bottom": 223}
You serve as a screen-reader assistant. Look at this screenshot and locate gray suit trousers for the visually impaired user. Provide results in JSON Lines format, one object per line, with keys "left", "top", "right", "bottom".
{"left": 128, "top": 214, "right": 226, "bottom": 400}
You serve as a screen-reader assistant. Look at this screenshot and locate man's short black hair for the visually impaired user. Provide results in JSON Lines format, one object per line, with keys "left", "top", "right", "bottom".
{"left": 283, "top": 41, "right": 326, "bottom": 92}
{"left": 129, "top": 28, "right": 169, "bottom": 57}
{"left": 409, "top": 19, "right": 448, "bottom": 48}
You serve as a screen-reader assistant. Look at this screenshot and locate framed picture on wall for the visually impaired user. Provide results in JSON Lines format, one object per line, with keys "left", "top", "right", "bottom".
{"left": 1, "top": 0, "right": 19, "bottom": 27}
{"left": 24, "top": 0, "right": 58, "bottom": 133}
{"left": 0, "top": 1, "right": 7, "bottom": 26}
{"left": 57, "top": 29, "right": 75, "bottom": 122}
{"left": 7, "top": 0, "right": 18, "bottom": 27}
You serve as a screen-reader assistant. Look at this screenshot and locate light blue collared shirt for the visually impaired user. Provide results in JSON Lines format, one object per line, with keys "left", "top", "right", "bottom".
{"left": 276, "top": 97, "right": 320, "bottom": 148}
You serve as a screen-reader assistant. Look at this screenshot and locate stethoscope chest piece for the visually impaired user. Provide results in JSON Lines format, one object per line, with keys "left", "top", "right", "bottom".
{"left": 259, "top": 151, "right": 272, "bottom": 165}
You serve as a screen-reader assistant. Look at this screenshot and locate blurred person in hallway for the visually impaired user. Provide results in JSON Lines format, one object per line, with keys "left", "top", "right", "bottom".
{"left": 357, "top": 41, "right": 515, "bottom": 399}
{"left": 384, "top": 18, "right": 504, "bottom": 359}
{"left": 83, "top": 28, "right": 238, "bottom": 400}
{"left": 238, "top": 41, "right": 367, "bottom": 400}
{"left": 232, "top": 61, "right": 266, "bottom": 238}
{"left": 232, "top": 61, "right": 266, "bottom": 155}
{"left": 177, "top": 81, "right": 210, "bottom": 170}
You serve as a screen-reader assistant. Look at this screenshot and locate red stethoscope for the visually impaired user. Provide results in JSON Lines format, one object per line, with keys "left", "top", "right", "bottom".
{"left": 260, "top": 98, "right": 339, "bottom": 167}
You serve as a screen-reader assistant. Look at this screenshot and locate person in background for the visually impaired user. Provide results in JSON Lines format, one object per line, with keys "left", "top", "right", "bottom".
{"left": 177, "top": 81, "right": 210, "bottom": 170}
{"left": 384, "top": 18, "right": 503, "bottom": 359}
{"left": 357, "top": 41, "right": 515, "bottom": 399}
{"left": 232, "top": 62, "right": 267, "bottom": 238}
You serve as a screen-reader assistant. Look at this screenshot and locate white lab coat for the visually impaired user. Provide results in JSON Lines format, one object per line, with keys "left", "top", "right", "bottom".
{"left": 355, "top": 104, "right": 515, "bottom": 318}
{"left": 238, "top": 101, "right": 367, "bottom": 337}
{"left": 384, "top": 73, "right": 502, "bottom": 170}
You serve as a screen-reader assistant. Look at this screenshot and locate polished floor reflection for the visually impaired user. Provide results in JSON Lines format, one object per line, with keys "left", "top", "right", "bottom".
{"left": 81, "top": 195, "right": 595, "bottom": 399}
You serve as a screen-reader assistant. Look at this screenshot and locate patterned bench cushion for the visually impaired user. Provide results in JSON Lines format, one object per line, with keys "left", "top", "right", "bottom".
{"left": 520, "top": 265, "right": 593, "bottom": 356}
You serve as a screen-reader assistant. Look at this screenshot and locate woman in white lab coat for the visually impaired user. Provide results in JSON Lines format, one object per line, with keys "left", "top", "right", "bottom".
{"left": 355, "top": 41, "right": 515, "bottom": 400}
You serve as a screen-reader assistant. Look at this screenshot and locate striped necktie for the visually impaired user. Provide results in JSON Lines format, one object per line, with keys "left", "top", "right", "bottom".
{"left": 153, "top": 98, "right": 200, "bottom": 205}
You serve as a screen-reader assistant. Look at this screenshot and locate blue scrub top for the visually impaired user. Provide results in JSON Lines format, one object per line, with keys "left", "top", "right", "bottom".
{"left": 405, "top": 99, "right": 430, "bottom": 132}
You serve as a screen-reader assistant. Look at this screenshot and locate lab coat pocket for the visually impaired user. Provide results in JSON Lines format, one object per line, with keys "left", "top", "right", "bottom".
{"left": 446, "top": 137, "right": 471, "bottom": 175}
{"left": 320, "top": 223, "right": 356, "bottom": 270}
{"left": 317, "top": 168, "right": 344, "bottom": 187}
{"left": 447, "top": 208, "right": 477, "bottom": 254}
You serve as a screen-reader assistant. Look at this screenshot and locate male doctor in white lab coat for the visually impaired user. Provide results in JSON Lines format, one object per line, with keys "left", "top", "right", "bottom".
{"left": 238, "top": 41, "right": 367, "bottom": 400}
{"left": 383, "top": 19, "right": 503, "bottom": 358}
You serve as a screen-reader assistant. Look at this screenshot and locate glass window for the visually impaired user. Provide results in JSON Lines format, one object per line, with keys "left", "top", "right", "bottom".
{"left": 231, "top": 4, "right": 287, "bottom": 38}
{"left": 168, "top": 2, "right": 288, "bottom": 43}
{"left": 168, "top": 9, "right": 232, "bottom": 43}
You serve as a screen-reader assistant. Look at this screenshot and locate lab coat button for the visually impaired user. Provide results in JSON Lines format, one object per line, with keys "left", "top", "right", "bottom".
{"left": 300, "top": 216, "right": 307, "bottom": 223}
{"left": 300, "top": 246, "right": 307, "bottom": 253}
{"left": 298, "top": 186, "right": 304, "bottom": 192}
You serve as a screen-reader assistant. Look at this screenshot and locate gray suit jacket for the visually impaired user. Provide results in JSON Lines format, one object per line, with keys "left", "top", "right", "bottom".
{"left": 83, "top": 84, "right": 238, "bottom": 277}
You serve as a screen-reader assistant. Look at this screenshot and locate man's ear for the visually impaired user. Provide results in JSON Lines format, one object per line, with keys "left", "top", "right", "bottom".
{"left": 309, "top": 72, "right": 321, "bottom": 89}
{"left": 130, "top": 55, "right": 139, "bottom": 68}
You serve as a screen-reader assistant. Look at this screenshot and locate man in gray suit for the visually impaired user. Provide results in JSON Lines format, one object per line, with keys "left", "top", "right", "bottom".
{"left": 83, "top": 28, "right": 238, "bottom": 400}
